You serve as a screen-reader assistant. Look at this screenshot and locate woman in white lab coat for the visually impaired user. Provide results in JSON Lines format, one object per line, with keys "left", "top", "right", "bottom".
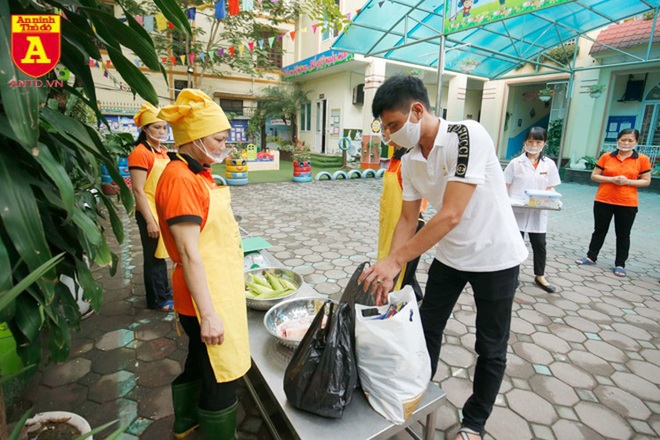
{"left": 504, "top": 127, "right": 561, "bottom": 293}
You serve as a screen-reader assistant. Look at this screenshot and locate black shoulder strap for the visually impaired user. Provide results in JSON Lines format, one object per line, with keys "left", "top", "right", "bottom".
{"left": 447, "top": 124, "right": 470, "bottom": 178}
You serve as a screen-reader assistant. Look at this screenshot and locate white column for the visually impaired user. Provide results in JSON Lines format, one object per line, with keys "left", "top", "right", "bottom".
{"left": 361, "top": 59, "right": 387, "bottom": 168}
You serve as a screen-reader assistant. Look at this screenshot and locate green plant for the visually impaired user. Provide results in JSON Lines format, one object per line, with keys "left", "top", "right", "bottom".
{"left": 292, "top": 144, "right": 311, "bottom": 162}
{"left": 0, "top": 0, "right": 190, "bottom": 434}
{"left": 546, "top": 118, "right": 564, "bottom": 157}
{"left": 588, "top": 84, "right": 606, "bottom": 95}
{"left": 539, "top": 42, "right": 577, "bottom": 66}
{"left": 538, "top": 87, "right": 554, "bottom": 96}
{"left": 256, "top": 84, "right": 311, "bottom": 143}
{"left": 581, "top": 155, "right": 597, "bottom": 170}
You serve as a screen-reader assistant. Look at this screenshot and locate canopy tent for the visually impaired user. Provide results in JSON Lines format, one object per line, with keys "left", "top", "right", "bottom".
{"left": 332, "top": 0, "right": 660, "bottom": 163}
{"left": 333, "top": 0, "right": 660, "bottom": 80}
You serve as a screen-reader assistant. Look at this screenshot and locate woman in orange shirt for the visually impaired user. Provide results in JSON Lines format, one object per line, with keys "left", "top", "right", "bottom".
{"left": 128, "top": 103, "right": 172, "bottom": 311}
{"left": 156, "top": 90, "right": 248, "bottom": 439}
{"left": 576, "top": 129, "right": 652, "bottom": 277}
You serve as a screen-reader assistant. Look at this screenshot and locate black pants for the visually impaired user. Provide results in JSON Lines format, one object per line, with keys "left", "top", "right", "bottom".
{"left": 176, "top": 314, "right": 238, "bottom": 411}
{"left": 421, "top": 260, "right": 519, "bottom": 436}
{"left": 587, "top": 201, "right": 638, "bottom": 268}
{"left": 135, "top": 211, "right": 170, "bottom": 308}
{"left": 521, "top": 232, "right": 546, "bottom": 276}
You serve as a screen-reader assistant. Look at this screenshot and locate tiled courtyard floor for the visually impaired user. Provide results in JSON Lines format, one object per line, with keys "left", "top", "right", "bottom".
{"left": 10, "top": 179, "right": 660, "bottom": 440}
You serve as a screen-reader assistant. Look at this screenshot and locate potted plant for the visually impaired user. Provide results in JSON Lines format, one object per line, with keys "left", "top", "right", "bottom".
{"left": 538, "top": 87, "right": 554, "bottom": 102}
{"left": 459, "top": 58, "right": 479, "bottom": 74}
{"left": 581, "top": 155, "right": 597, "bottom": 170}
{"left": 587, "top": 84, "right": 606, "bottom": 98}
{"left": 292, "top": 143, "right": 312, "bottom": 182}
{"left": 225, "top": 145, "right": 248, "bottom": 186}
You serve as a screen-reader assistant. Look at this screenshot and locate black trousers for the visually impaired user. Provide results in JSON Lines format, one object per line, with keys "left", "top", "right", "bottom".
{"left": 587, "top": 201, "right": 638, "bottom": 268}
{"left": 521, "top": 232, "right": 547, "bottom": 276}
{"left": 176, "top": 314, "right": 238, "bottom": 411}
{"left": 135, "top": 211, "right": 170, "bottom": 308}
{"left": 421, "top": 260, "right": 519, "bottom": 436}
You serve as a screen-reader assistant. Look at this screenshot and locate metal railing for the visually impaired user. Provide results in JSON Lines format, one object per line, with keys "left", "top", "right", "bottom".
{"left": 600, "top": 143, "right": 659, "bottom": 164}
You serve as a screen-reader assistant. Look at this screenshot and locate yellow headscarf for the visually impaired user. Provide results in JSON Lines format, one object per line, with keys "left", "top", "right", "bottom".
{"left": 157, "top": 89, "right": 230, "bottom": 146}
{"left": 133, "top": 102, "right": 164, "bottom": 128}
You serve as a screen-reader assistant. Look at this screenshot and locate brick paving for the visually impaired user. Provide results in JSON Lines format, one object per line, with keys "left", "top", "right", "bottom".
{"left": 10, "top": 179, "right": 660, "bottom": 440}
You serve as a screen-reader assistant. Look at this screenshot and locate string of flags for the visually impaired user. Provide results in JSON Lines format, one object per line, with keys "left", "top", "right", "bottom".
{"left": 89, "top": 58, "right": 132, "bottom": 92}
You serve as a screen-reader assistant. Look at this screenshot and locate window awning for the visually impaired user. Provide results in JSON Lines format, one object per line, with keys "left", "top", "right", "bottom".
{"left": 332, "top": 0, "right": 660, "bottom": 80}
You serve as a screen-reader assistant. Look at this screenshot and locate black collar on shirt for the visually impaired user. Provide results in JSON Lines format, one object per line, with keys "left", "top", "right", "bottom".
{"left": 609, "top": 149, "right": 639, "bottom": 159}
{"left": 167, "top": 152, "right": 209, "bottom": 174}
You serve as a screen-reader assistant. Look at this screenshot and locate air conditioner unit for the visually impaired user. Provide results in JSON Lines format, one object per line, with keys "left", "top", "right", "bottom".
{"left": 352, "top": 84, "right": 365, "bottom": 105}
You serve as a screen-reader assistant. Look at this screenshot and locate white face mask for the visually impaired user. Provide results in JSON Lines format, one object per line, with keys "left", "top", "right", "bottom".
{"left": 146, "top": 129, "right": 168, "bottom": 143}
{"left": 524, "top": 146, "right": 543, "bottom": 155}
{"left": 193, "top": 139, "right": 231, "bottom": 164}
{"left": 388, "top": 106, "right": 421, "bottom": 149}
{"left": 617, "top": 143, "right": 636, "bottom": 152}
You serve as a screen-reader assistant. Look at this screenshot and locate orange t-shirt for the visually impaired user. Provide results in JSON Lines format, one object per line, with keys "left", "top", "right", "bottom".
{"left": 594, "top": 150, "right": 652, "bottom": 207}
{"left": 156, "top": 153, "right": 215, "bottom": 316}
{"left": 127, "top": 143, "right": 168, "bottom": 177}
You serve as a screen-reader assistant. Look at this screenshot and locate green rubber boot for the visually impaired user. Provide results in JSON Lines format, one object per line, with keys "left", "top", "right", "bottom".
{"left": 171, "top": 379, "right": 202, "bottom": 438}
{"left": 197, "top": 401, "right": 239, "bottom": 440}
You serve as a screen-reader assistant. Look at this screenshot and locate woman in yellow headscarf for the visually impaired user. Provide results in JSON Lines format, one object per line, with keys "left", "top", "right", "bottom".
{"left": 128, "top": 103, "right": 172, "bottom": 311}
{"left": 156, "top": 90, "right": 249, "bottom": 440}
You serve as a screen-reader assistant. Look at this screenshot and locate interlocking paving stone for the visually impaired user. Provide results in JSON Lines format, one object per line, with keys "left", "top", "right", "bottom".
{"left": 87, "top": 347, "right": 138, "bottom": 375}
{"left": 89, "top": 370, "right": 136, "bottom": 403}
{"left": 593, "top": 385, "right": 652, "bottom": 420}
{"left": 512, "top": 342, "right": 553, "bottom": 365}
{"left": 531, "top": 332, "right": 571, "bottom": 354}
{"left": 584, "top": 340, "right": 628, "bottom": 363}
{"left": 611, "top": 372, "right": 660, "bottom": 401}
{"left": 531, "top": 423, "right": 555, "bottom": 440}
{"left": 486, "top": 406, "right": 533, "bottom": 440}
{"left": 96, "top": 329, "right": 135, "bottom": 351}
{"left": 549, "top": 362, "right": 597, "bottom": 388}
{"left": 551, "top": 419, "right": 602, "bottom": 439}
{"left": 136, "top": 359, "right": 182, "bottom": 388}
{"left": 575, "top": 401, "right": 634, "bottom": 439}
{"left": 506, "top": 389, "right": 558, "bottom": 425}
{"left": 136, "top": 338, "right": 177, "bottom": 362}
{"left": 440, "top": 377, "right": 472, "bottom": 408}
{"left": 42, "top": 358, "right": 92, "bottom": 388}
{"left": 547, "top": 323, "right": 587, "bottom": 342}
{"left": 529, "top": 375, "right": 580, "bottom": 406}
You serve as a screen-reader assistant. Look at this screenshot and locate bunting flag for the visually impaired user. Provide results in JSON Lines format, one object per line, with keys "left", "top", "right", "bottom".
{"left": 199, "top": 52, "right": 206, "bottom": 62}
{"left": 214, "top": 1, "right": 226, "bottom": 19}
{"left": 300, "top": 27, "right": 307, "bottom": 33}
{"left": 89, "top": 59, "right": 95, "bottom": 67}
{"left": 229, "top": 46, "right": 235, "bottom": 56}
{"left": 135, "top": 15, "right": 144, "bottom": 25}
{"left": 276, "top": 33, "right": 284, "bottom": 40}
{"left": 378, "top": 1, "right": 384, "bottom": 7}
{"left": 289, "top": 30, "right": 296, "bottom": 41}
{"left": 144, "top": 15, "right": 155, "bottom": 31}
{"left": 257, "top": 39, "right": 264, "bottom": 49}
{"left": 186, "top": 8, "right": 197, "bottom": 20}
{"left": 155, "top": 13, "right": 167, "bottom": 30}
{"left": 248, "top": 42, "right": 255, "bottom": 51}
{"left": 103, "top": 70, "right": 109, "bottom": 78}
{"left": 209, "top": 51, "right": 215, "bottom": 61}
{"left": 134, "top": 59, "right": 141, "bottom": 67}
{"left": 242, "top": 0, "right": 254, "bottom": 12}
{"left": 267, "top": 36, "right": 274, "bottom": 47}
{"left": 171, "top": 56, "right": 177, "bottom": 65}
{"left": 312, "top": 24, "right": 318, "bottom": 33}
{"left": 105, "top": 60, "right": 111, "bottom": 68}
{"left": 180, "top": 55, "right": 186, "bottom": 65}
{"left": 168, "top": 21, "right": 174, "bottom": 29}
{"left": 218, "top": 48, "right": 225, "bottom": 57}
{"left": 356, "top": 8, "right": 361, "bottom": 14}
{"left": 238, "top": 44, "right": 244, "bottom": 55}
{"left": 228, "top": 0, "right": 240, "bottom": 16}
{"left": 345, "top": 12, "right": 352, "bottom": 20}
{"left": 189, "top": 53, "right": 196, "bottom": 64}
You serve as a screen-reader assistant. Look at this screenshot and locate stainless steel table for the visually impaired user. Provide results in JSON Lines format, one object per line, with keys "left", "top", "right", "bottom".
{"left": 244, "top": 282, "right": 446, "bottom": 440}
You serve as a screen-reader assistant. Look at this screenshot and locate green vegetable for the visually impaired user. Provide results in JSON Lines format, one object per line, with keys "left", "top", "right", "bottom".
{"left": 265, "top": 272, "right": 284, "bottom": 290}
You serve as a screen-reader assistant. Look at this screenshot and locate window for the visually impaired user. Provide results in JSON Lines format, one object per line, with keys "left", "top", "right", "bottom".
{"left": 256, "top": 28, "right": 283, "bottom": 70}
{"left": 220, "top": 99, "right": 244, "bottom": 116}
{"left": 322, "top": 0, "right": 341, "bottom": 41}
{"left": 174, "top": 80, "right": 190, "bottom": 99}
{"left": 300, "top": 102, "right": 311, "bottom": 131}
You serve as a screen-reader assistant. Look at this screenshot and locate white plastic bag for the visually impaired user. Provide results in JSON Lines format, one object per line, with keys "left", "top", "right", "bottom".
{"left": 355, "top": 285, "right": 431, "bottom": 424}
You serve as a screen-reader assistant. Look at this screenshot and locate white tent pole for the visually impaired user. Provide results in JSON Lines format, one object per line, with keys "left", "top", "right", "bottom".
{"left": 435, "top": 35, "right": 445, "bottom": 118}
{"left": 556, "top": 40, "right": 580, "bottom": 167}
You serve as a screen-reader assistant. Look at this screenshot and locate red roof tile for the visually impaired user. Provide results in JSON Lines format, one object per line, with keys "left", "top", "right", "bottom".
{"left": 590, "top": 19, "right": 660, "bottom": 55}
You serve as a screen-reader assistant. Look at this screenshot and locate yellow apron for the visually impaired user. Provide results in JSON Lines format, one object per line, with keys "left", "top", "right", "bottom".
{"left": 193, "top": 183, "right": 251, "bottom": 382}
{"left": 144, "top": 153, "right": 169, "bottom": 259}
{"left": 377, "top": 161, "right": 406, "bottom": 291}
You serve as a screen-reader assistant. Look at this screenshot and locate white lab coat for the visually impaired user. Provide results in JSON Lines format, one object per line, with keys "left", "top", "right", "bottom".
{"left": 504, "top": 154, "right": 561, "bottom": 233}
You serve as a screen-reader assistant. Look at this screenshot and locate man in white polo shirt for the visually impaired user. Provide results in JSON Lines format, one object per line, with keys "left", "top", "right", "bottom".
{"left": 361, "top": 75, "right": 527, "bottom": 440}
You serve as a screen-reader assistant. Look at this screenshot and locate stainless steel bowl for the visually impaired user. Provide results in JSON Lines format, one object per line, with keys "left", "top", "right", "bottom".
{"left": 263, "top": 297, "right": 336, "bottom": 349}
{"left": 244, "top": 267, "right": 303, "bottom": 311}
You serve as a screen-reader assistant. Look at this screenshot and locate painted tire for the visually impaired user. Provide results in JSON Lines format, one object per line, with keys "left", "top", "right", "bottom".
{"left": 362, "top": 169, "right": 377, "bottom": 178}
{"left": 332, "top": 170, "right": 348, "bottom": 180}
{"left": 376, "top": 168, "right": 385, "bottom": 178}
{"left": 338, "top": 137, "right": 352, "bottom": 151}
{"left": 293, "top": 166, "right": 312, "bottom": 172}
{"left": 293, "top": 160, "right": 312, "bottom": 168}
{"left": 212, "top": 174, "right": 227, "bottom": 186}
{"left": 226, "top": 165, "right": 247, "bottom": 173}
{"left": 315, "top": 171, "right": 333, "bottom": 181}
{"left": 226, "top": 158, "right": 248, "bottom": 167}
{"left": 292, "top": 175, "right": 312, "bottom": 182}
{"left": 347, "top": 169, "right": 362, "bottom": 179}
{"left": 226, "top": 177, "right": 248, "bottom": 186}
{"left": 293, "top": 171, "right": 312, "bottom": 178}
{"left": 226, "top": 171, "right": 247, "bottom": 179}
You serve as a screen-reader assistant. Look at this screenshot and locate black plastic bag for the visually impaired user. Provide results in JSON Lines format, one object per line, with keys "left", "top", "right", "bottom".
{"left": 283, "top": 300, "right": 358, "bottom": 418}
{"left": 341, "top": 261, "right": 375, "bottom": 307}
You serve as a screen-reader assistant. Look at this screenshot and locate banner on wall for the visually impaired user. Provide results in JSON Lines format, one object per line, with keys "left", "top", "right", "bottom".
{"left": 281, "top": 49, "right": 354, "bottom": 80}
{"left": 443, "top": 0, "right": 575, "bottom": 35}
{"left": 101, "top": 115, "right": 175, "bottom": 143}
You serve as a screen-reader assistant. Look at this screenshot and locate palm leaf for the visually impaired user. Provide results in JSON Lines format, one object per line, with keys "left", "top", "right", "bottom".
{"left": 0, "top": 254, "right": 64, "bottom": 313}
{"left": 105, "top": 45, "right": 158, "bottom": 103}
{"left": 153, "top": 0, "right": 192, "bottom": 35}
